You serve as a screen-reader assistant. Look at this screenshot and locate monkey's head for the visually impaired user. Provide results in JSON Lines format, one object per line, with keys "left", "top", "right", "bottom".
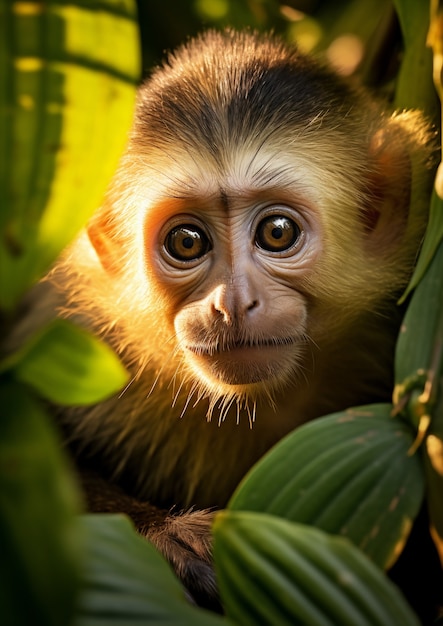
{"left": 76, "top": 30, "right": 431, "bottom": 415}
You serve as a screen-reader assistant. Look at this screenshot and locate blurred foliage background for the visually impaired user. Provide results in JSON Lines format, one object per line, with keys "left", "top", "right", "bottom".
{"left": 137, "top": 0, "right": 407, "bottom": 93}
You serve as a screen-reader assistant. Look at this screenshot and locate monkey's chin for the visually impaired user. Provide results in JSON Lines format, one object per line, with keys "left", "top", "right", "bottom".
{"left": 184, "top": 343, "right": 299, "bottom": 388}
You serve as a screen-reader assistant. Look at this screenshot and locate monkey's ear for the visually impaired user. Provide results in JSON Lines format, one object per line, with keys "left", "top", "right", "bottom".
{"left": 361, "top": 128, "right": 412, "bottom": 248}
{"left": 87, "top": 212, "right": 120, "bottom": 273}
{"left": 361, "top": 109, "right": 432, "bottom": 249}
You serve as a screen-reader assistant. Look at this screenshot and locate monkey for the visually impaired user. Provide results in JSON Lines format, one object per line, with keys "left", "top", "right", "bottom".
{"left": 11, "top": 29, "right": 437, "bottom": 613}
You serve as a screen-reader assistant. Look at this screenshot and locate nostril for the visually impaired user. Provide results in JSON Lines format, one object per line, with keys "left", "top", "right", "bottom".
{"left": 209, "top": 284, "right": 259, "bottom": 322}
{"left": 210, "top": 302, "right": 231, "bottom": 324}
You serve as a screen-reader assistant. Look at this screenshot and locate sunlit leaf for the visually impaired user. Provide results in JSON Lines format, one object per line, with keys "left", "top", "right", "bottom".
{"left": 213, "top": 511, "right": 420, "bottom": 626}
{"left": 0, "top": 0, "right": 141, "bottom": 310}
{"left": 7, "top": 318, "right": 129, "bottom": 405}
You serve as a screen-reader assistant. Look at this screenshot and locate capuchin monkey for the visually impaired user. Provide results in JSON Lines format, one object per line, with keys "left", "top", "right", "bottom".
{"left": 18, "top": 30, "right": 436, "bottom": 610}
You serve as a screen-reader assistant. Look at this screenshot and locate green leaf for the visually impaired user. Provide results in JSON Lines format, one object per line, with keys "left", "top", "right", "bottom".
{"left": 423, "top": 418, "right": 443, "bottom": 565}
{"left": 394, "top": 241, "right": 443, "bottom": 420}
{"left": 392, "top": 1, "right": 443, "bottom": 558}
{"left": 6, "top": 318, "right": 129, "bottom": 405}
{"left": 0, "top": 0, "right": 141, "bottom": 310}
{"left": 75, "top": 514, "right": 230, "bottom": 626}
{"left": 395, "top": 237, "right": 443, "bottom": 556}
{"left": 213, "top": 511, "right": 420, "bottom": 626}
{"left": 393, "top": 0, "right": 436, "bottom": 116}
{"left": 404, "top": 190, "right": 443, "bottom": 299}
{"left": 393, "top": 0, "right": 441, "bottom": 297}
{"left": 0, "top": 379, "right": 82, "bottom": 626}
{"left": 229, "top": 405, "right": 424, "bottom": 570}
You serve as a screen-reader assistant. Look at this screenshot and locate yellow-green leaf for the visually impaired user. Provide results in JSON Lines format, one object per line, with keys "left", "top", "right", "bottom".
{"left": 0, "top": 0, "right": 141, "bottom": 310}
{"left": 8, "top": 318, "right": 129, "bottom": 405}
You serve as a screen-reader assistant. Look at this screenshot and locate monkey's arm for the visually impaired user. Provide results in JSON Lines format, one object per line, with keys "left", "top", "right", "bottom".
{"left": 79, "top": 470, "right": 218, "bottom": 609}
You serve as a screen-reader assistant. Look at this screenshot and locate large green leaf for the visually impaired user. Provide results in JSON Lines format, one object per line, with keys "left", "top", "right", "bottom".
{"left": 213, "top": 511, "right": 419, "bottom": 626}
{"left": 0, "top": 0, "right": 140, "bottom": 310}
{"left": 229, "top": 405, "right": 424, "bottom": 570}
{"left": 0, "top": 379, "right": 82, "bottom": 626}
{"left": 395, "top": 238, "right": 443, "bottom": 554}
{"left": 75, "top": 514, "right": 230, "bottom": 626}
{"left": 2, "top": 318, "right": 129, "bottom": 405}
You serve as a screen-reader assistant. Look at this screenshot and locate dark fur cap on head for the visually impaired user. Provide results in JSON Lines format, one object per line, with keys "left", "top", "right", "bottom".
{"left": 134, "top": 29, "right": 372, "bottom": 157}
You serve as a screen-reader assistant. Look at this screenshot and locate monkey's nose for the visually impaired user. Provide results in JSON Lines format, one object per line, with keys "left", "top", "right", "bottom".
{"left": 211, "top": 284, "right": 259, "bottom": 325}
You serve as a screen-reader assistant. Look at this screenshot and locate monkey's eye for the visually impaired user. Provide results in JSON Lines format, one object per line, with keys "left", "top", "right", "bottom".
{"left": 255, "top": 215, "right": 301, "bottom": 252}
{"left": 164, "top": 224, "right": 212, "bottom": 261}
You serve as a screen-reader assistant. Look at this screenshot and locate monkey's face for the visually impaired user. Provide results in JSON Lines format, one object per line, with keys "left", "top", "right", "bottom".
{"left": 143, "top": 169, "right": 323, "bottom": 398}
{"left": 84, "top": 30, "right": 430, "bottom": 416}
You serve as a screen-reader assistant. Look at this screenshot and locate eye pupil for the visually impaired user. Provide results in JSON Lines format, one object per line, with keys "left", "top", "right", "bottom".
{"left": 182, "top": 236, "right": 194, "bottom": 249}
{"left": 165, "top": 224, "right": 211, "bottom": 261}
{"left": 256, "top": 215, "right": 301, "bottom": 252}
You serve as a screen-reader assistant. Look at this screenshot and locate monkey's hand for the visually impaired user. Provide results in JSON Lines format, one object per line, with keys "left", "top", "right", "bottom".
{"left": 145, "top": 509, "right": 218, "bottom": 610}
{"left": 80, "top": 470, "right": 219, "bottom": 610}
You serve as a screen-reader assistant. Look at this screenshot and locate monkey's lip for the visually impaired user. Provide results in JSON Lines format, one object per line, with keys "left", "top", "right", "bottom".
{"left": 185, "top": 336, "right": 296, "bottom": 357}
{"left": 184, "top": 337, "right": 298, "bottom": 384}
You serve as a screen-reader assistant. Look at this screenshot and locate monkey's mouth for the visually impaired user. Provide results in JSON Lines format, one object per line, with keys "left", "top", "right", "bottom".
{"left": 184, "top": 336, "right": 299, "bottom": 385}
{"left": 186, "top": 336, "right": 296, "bottom": 356}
